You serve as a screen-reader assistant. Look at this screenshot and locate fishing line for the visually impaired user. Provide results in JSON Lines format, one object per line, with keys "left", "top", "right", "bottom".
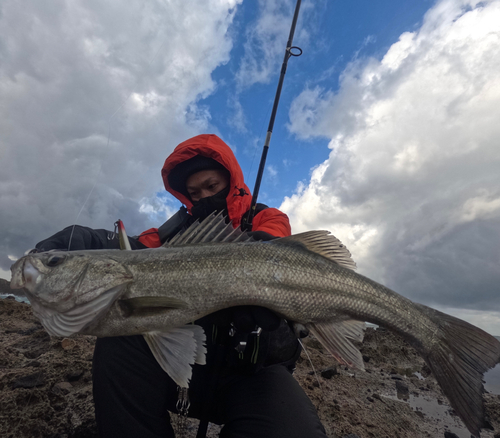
{"left": 67, "top": 36, "right": 169, "bottom": 250}
{"left": 298, "top": 338, "right": 327, "bottom": 415}
{"left": 245, "top": 100, "right": 273, "bottom": 188}
{"left": 298, "top": 338, "right": 322, "bottom": 390}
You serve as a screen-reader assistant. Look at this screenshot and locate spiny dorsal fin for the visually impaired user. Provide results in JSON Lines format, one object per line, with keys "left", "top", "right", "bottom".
{"left": 164, "top": 212, "right": 357, "bottom": 271}
{"left": 163, "top": 211, "right": 254, "bottom": 247}
{"left": 278, "top": 231, "right": 357, "bottom": 271}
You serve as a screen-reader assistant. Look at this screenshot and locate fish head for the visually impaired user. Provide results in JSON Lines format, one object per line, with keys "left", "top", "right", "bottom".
{"left": 10, "top": 251, "right": 134, "bottom": 336}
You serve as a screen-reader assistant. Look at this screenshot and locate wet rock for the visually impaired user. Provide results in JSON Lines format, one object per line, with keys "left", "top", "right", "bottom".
{"left": 66, "top": 369, "right": 85, "bottom": 382}
{"left": 10, "top": 372, "right": 46, "bottom": 389}
{"left": 484, "top": 418, "right": 495, "bottom": 430}
{"left": 61, "top": 338, "right": 76, "bottom": 350}
{"left": 421, "top": 364, "right": 432, "bottom": 377}
{"left": 396, "top": 380, "right": 409, "bottom": 396}
{"left": 391, "top": 374, "right": 404, "bottom": 380}
{"left": 18, "top": 326, "right": 42, "bottom": 336}
{"left": 12, "top": 330, "right": 50, "bottom": 359}
{"left": 321, "top": 366, "right": 338, "bottom": 379}
{"left": 52, "top": 381, "right": 73, "bottom": 395}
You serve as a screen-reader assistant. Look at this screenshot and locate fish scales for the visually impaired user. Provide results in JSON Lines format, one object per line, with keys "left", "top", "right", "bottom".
{"left": 20, "top": 240, "right": 445, "bottom": 354}
{"left": 10, "top": 214, "right": 500, "bottom": 437}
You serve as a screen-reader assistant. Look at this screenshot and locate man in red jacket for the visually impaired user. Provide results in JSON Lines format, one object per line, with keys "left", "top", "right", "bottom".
{"left": 138, "top": 133, "right": 291, "bottom": 247}
{"left": 35, "top": 134, "right": 327, "bottom": 438}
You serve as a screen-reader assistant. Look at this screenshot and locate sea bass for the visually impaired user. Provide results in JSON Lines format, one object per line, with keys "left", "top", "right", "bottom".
{"left": 10, "top": 213, "right": 500, "bottom": 437}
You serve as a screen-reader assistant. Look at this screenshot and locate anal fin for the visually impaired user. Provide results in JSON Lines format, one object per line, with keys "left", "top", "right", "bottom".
{"left": 307, "top": 320, "right": 366, "bottom": 370}
{"left": 144, "top": 325, "right": 207, "bottom": 388}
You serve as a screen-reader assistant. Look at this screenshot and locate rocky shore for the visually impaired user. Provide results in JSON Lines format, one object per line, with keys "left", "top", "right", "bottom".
{"left": 1, "top": 296, "right": 499, "bottom": 438}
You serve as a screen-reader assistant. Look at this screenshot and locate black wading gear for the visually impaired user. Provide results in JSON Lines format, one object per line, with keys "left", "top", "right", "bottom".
{"left": 93, "top": 335, "right": 327, "bottom": 438}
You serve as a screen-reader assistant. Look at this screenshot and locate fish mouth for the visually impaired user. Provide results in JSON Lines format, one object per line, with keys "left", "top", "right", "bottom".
{"left": 10, "top": 255, "right": 48, "bottom": 294}
{"left": 31, "top": 284, "right": 127, "bottom": 337}
{"left": 10, "top": 257, "right": 29, "bottom": 290}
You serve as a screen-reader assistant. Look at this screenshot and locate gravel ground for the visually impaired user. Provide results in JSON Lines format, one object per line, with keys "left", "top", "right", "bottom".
{"left": 1, "top": 297, "right": 499, "bottom": 438}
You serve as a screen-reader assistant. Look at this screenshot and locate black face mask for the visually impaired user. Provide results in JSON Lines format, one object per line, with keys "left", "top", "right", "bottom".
{"left": 191, "top": 186, "right": 230, "bottom": 220}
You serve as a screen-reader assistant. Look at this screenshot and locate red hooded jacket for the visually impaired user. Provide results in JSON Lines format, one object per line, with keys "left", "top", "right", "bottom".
{"left": 138, "top": 134, "right": 291, "bottom": 248}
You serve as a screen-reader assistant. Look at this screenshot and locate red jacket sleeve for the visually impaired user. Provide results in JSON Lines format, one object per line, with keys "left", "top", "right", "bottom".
{"left": 251, "top": 208, "right": 291, "bottom": 237}
{"left": 138, "top": 228, "right": 162, "bottom": 248}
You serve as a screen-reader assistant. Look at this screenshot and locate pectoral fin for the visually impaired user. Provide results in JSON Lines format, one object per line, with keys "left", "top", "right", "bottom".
{"left": 307, "top": 320, "right": 366, "bottom": 370}
{"left": 144, "top": 325, "right": 207, "bottom": 388}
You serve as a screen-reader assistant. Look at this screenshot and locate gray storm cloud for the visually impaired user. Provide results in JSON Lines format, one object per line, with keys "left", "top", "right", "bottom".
{"left": 282, "top": 0, "right": 500, "bottom": 313}
{"left": 0, "top": 0, "right": 241, "bottom": 271}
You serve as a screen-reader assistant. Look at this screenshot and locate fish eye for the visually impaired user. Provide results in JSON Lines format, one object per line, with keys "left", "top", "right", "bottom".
{"left": 47, "top": 255, "right": 65, "bottom": 267}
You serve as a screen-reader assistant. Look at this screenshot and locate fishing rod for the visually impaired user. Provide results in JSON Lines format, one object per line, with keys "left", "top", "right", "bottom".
{"left": 244, "top": 0, "right": 302, "bottom": 229}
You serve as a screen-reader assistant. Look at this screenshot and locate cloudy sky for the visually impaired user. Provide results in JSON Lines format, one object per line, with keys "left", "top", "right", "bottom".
{"left": 1, "top": 0, "right": 500, "bottom": 334}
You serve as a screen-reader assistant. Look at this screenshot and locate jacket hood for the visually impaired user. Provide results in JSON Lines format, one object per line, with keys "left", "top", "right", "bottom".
{"left": 162, "top": 134, "right": 252, "bottom": 226}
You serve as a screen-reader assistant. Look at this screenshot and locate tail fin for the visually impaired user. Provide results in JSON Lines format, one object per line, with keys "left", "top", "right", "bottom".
{"left": 415, "top": 304, "right": 500, "bottom": 437}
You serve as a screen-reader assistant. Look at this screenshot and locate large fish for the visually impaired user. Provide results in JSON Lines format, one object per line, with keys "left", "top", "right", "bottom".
{"left": 10, "top": 213, "right": 500, "bottom": 437}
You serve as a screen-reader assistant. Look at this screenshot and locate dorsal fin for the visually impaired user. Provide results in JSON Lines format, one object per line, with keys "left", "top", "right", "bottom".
{"left": 277, "top": 231, "right": 357, "bottom": 270}
{"left": 163, "top": 211, "right": 254, "bottom": 247}
{"left": 163, "top": 212, "right": 357, "bottom": 270}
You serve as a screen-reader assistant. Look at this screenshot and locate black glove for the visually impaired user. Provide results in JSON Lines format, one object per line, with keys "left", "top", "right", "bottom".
{"left": 35, "top": 225, "right": 102, "bottom": 251}
{"left": 246, "top": 231, "right": 278, "bottom": 241}
{"left": 34, "top": 225, "right": 147, "bottom": 252}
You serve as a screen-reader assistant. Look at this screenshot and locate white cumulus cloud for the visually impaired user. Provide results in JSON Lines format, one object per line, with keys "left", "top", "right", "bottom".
{"left": 0, "top": 0, "right": 242, "bottom": 273}
{"left": 282, "top": 0, "right": 500, "bottom": 316}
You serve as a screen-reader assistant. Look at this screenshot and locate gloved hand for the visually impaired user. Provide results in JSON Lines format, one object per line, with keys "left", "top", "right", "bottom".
{"left": 246, "top": 230, "right": 277, "bottom": 241}
{"left": 232, "top": 306, "right": 281, "bottom": 332}
{"left": 34, "top": 225, "right": 98, "bottom": 252}
{"left": 33, "top": 225, "right": 147, "bottom": 253}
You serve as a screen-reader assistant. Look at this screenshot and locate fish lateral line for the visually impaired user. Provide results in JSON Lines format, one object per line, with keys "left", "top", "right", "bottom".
{"left": 118, "top": 296, "right": 189, "bottom": 317}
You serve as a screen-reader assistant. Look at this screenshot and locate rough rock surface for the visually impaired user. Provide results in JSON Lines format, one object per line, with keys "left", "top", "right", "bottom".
{"left": 1, "top": 298, "right": 499, "bottom": 438}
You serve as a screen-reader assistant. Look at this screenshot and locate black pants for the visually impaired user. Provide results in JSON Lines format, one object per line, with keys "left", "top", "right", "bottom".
{"left": 93, "top": 335, "right": 327, "bottom": 438}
